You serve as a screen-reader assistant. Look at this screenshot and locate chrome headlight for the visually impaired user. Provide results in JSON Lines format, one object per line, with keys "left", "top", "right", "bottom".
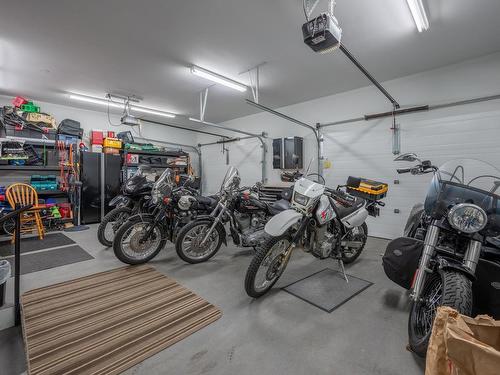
{"left": 294, "top": 192, "right": 309, "bottom": 206}
{"left": 448, "top": 203, "right": 487, "bottom": 233}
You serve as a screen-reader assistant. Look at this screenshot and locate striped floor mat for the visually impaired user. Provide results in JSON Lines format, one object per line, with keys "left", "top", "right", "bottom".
{"left": 21, "top": 265, "right": 222, "bottom": 375}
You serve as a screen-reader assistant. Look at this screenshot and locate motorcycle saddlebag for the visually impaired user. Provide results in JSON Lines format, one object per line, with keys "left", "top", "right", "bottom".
{"left": 382, "top": 237, "right": 423, "bottom": 289}
{"left": 58, "top": 119, "right": 83, "bottom": 138}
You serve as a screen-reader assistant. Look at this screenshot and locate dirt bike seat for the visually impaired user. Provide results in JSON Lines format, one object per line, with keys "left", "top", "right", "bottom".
{"left": 267, "top": 199, "right": 291, "bottom": 215}
{"left": 331, "top": 196, "right": 366, "bottom": 219}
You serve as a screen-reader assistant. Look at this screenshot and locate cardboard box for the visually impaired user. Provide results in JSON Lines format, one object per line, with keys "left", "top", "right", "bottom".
{"left": 26, "top": 113, "right": 56, "bottom": 128}
{"left": 91, "top": 145, "right": 103, "bottom": 153}
{"left": 103, "top": 147, "right": 120, "bottom": 155}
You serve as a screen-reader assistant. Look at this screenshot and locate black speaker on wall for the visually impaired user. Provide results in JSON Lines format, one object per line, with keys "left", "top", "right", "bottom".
{"left": 272, "top": 137, "right": 303, "bottom": 169}
{"left": 272, "top": 138, "right": 282, "bottom": 169}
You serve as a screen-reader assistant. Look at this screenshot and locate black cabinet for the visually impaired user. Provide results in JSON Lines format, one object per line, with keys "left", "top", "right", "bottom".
{"left": 80, "top": 152, "right": 121, "bottom": 224}
{"left": 272, "top": 137, "right": 303, "bottom": 169}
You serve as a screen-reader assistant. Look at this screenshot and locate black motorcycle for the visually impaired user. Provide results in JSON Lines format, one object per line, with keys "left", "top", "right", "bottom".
{"left": 97, "top": 165, "right": 155, "bottom": 247}
{"left": 174, "top": 166, "right": 291, "bottom": 264}
{"left": 383, "top": 153, "right": 500, "bottom": 357}
{"left": 112, "top": 168, "right": 218, "bottom": 264}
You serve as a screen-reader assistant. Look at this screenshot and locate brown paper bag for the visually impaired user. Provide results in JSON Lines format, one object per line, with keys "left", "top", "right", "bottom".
{"left": 425, "top": 306, "right": 500, "bottom": 375}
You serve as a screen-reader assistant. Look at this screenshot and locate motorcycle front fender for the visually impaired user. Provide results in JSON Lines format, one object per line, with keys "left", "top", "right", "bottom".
{"left": 437, "top": 256, "right": 476, "bottom": 282}
{"left": 190, "top": 215, "right": 227, "bottom": 245}
{"left": 264, "top": 209, "right": 303, "bottom": 237}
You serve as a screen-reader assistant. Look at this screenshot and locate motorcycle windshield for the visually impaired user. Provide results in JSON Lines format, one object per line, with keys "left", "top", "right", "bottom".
{"left": 424, "top": 159, "right": 500, "bottom": 236}
{"left": 221, "top": 166, "right": 240, "bottom": 192}
{"left": 151, "top": 168, "right": 174, "bottom": 203}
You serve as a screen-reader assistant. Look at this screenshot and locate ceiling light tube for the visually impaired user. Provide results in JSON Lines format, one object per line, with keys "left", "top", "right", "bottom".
{"left": 69, "top": 94, "right": 176, "bottom": 118}
{"left": 191, "top": 66, "right": 247, "bottom": 92}
{"left": 130, "top": 105, "right": 176, "bottom": 118}
{"left": 69, "top": 94, "right": 123, "bottom": 109}
{"left": 406, "top": 0, "right": 429, "bottom": 32}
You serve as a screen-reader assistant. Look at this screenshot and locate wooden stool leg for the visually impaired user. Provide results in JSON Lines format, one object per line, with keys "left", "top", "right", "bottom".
{"left": 35, "top": 212, "right": 44, "bottom": 240}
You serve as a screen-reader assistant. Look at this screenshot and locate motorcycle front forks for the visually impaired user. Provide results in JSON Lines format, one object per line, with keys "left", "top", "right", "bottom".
{"left": 411, "top": 223, "right": 440, "bottom": 301}
{"left": 411, "top": 221, "right": 482, "bottom": 302}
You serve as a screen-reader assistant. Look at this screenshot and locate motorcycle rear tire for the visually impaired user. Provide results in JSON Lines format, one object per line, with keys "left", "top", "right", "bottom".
{"left": 113, "top": 217, "right": 166, "bottom": 265}
{"left": 97, "top": 206, "right": 132, "bottom": 247}
{"left": 175, "top": 219, "right": 224, "bottom": 264}
{"left": 341, "top": 222, "right": 368, "bottom": 264}
{"left": 408, "top": 269, "right": 472, "bottom": 357}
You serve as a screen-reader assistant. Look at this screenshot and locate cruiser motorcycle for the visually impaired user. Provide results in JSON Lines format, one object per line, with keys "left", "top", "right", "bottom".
{"left": 97, "top": 165, "right": 156, "bottom": 247}
{"left": 112, "top": 168, "right": 217, "bottom": 264}
{"left": 245, "top": 174, "right": 383, "bottom": 298}
{"left": 383, "top": 153, "right": 500, "bottom": 357}
{"left": 174, "top": 166, "right": 291, "bottom": 264}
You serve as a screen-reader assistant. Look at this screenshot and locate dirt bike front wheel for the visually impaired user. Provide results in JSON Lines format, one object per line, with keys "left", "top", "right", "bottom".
{"left": 245, "top": 234, "right": 292, "bottom": 298}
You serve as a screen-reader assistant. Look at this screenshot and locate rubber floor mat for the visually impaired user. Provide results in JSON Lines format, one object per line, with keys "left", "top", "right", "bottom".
{"left": 0, "top": 233, "right": 75, "bottom": 256}
{"left": 5, "top": 245, "right": 93, "bottom": 276}
{"left": 283, "top": 268, "right": 373, "bottom": 313}
{"left": 21, "top": 265, "right": 222, "bottom": 375}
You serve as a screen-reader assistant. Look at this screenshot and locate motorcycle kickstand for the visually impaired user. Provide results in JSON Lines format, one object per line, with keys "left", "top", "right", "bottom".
{"left": 337, "top": 258, "right": 349, "bottom": 283}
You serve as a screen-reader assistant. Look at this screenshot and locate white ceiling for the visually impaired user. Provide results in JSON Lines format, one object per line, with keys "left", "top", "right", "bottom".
{"left": 1, "top": 0, "right": 500, "bottom": 124}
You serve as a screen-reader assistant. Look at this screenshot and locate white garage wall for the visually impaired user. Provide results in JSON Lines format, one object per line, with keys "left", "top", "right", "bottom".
{"left": 0, "top": 96, "right": 200, "bottom": 173}
{"left": 199, "top": 52, "right": 500, "bottom": 239}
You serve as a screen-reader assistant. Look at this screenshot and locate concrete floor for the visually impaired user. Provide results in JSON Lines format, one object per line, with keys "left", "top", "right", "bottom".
{"left": 0, "top": 225, "right": 425, "bottom": 375}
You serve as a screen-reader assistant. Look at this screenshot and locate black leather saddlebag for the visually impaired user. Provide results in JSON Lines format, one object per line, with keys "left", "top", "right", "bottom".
{"left": 382, "top": 237, "right": 423, "bottom": 289}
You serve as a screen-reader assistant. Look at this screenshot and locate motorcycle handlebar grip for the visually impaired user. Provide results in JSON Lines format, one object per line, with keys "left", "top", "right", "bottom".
{"left": 397, "top": 168, "right": 412, "bottom": 174}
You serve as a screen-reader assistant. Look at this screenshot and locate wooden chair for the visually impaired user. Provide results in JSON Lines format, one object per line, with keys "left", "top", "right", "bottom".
{"left": 6, "top": 183, "right": 45, "bottom": 242}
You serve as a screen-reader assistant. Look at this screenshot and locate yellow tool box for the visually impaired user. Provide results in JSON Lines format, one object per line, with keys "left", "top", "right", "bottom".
{"left": 346, "top": 176, "right": 388, "bottom": 201}
{"left": 102, "top": 138, "right": 122, "bottom": 149}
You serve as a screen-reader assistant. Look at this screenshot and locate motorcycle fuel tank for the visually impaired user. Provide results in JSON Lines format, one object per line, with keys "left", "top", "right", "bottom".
{"left": 315, "top": 195, "right": 336, "bottom": 225}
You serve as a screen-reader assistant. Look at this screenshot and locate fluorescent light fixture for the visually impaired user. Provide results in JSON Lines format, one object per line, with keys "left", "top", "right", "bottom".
{"left": 191, "top": 66, "right": 247, "bottom": 92}
{"left": 131, "top": 105, "right": 175, "bottom": 118}
{"left": 406, "top": 0, "right": 429, "bottom": 32}
{"left": 69, "top": 94, "right": 176, "bottom": 118}
{"left": 69, "top": 94, "right": 122, "bottom": 109}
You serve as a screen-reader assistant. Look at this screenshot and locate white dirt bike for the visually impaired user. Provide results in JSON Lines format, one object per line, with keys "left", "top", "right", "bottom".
{"left": 245, "top": 174, "right": 379, "bottom": 298}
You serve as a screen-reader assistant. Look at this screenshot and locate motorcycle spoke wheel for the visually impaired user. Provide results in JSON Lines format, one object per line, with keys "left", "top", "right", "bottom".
{"left": 181, "top": 224, "right": 220, "bottom": 260}
{"left": 121, "top": 223, "right": 162, "bottom": 260}
{"left": 341, "top": 223, "right": 367, "bottom": 264}
{"left": 414, "top": 274, "right": 442, "bottom": 339}
{"left": 253, "top": 238, "right": 290, "bottom": 293}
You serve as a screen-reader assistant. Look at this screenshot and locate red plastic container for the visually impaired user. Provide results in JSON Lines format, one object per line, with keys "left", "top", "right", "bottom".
{"left": 12, "top": 96, "right": 28, "bottom": 108}
{"left": 58, "top": 203, "right": 71, "bottom": 218}
{"left": 91, "top": 130, "right": 104, "bottom": 145}
{"left": 107, "top": 131, "right": 115, "bottom": 138}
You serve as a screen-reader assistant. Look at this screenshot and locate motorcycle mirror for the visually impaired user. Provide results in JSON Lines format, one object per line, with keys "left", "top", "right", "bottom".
{"left": 394, "top": 153, "right": 421, "bottom": 163}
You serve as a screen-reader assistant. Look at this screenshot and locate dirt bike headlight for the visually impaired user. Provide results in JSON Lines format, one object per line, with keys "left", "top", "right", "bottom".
{"left": 294, "top": 192, "right": 309, "bottom": 206}
{"left": 448, "top": 203, "right": 487, "bottom": 233}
